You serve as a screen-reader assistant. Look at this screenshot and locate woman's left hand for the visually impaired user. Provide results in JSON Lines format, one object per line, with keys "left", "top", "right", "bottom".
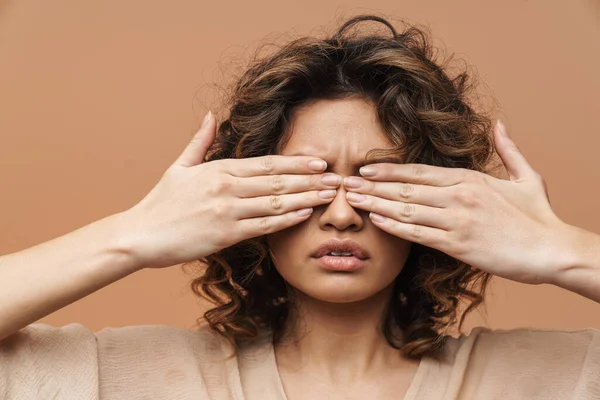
{"left": 344, "top": 120, "right": 572, "bottom": 286}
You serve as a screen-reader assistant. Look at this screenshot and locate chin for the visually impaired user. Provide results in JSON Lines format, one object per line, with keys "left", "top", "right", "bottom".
{"left": 308, "top": 292, "right": 373, "bottom": 304}
{"left": 291, "top": 277, "right": 385, "bottom": 304}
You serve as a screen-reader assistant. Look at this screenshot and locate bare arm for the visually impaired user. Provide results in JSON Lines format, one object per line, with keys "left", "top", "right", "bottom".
{"left": 0, "top": 112, "right": 336, "bottom": 342}
{"left": 548, "top": 223, "right": 600, "bottom": 304}
{"left": 0, "top": 212, "right": 139, "bottom": 341}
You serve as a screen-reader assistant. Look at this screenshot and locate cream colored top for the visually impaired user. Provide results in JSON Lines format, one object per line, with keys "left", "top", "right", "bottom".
{"left": 0, "top": 323, "right": 599, "bottom": 399}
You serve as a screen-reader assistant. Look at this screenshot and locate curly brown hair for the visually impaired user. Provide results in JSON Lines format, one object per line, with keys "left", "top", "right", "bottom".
{"left": 186, "top": 14, "right": 501, "bottom": 361}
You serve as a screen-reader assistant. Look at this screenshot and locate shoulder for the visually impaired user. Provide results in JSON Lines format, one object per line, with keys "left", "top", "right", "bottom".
{"left": 2, "top": 322, "right": 96, "bottom": 345}
{"left": 95, "top": 323, "right": 234, "bottom": 363}
{"left": 1, "top": 322, "right": 229, "bottom": 369}
{"left": 95, "top": 323, "right": 250, "bottom": 398}
{"left": 445, "top": 325, "right": 600, "bottom": 366}
{"left": 440, "top": 326, "right": 600, "bottom": 399}
{"left": 1, "top": 322, "right": 98, "bottom": 363}
{"left": 0, "top": 323, "right": 99, "bottom": 400}
{"left": 0, "top": 323, "right": 249, "bottom": 398}
{"left": 460, "top": 325, "right": 599, "bottom": 355}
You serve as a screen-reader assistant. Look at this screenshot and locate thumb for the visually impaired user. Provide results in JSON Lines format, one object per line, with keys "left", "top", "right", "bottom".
{"left": 494, "top": 119, "right": 537, "bottom": 181}
{"left": 175, "top": 111, "right": 216, "bottom": 168}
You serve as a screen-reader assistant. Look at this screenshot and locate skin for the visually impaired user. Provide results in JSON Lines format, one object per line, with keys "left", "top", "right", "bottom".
{"left": 0, "top": 66, "right": 599, "bottom": 398}
{"left": 267, "top": 98, "right": 419, "bottom": 399}
{"left": 263, "top": 95, "right": 600, "bottom": 399}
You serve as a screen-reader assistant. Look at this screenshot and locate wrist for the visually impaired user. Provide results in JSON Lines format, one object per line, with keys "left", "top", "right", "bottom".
{"left": 104, "top": 210, "right": 149, "bottom": 273}
{"left": 547, "top": 222, "right": 600, "bottom": 302}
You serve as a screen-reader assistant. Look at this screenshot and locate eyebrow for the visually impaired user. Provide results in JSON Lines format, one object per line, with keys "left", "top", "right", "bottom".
{"left": 287, "top": 152, "right": 403, "bottom": 168}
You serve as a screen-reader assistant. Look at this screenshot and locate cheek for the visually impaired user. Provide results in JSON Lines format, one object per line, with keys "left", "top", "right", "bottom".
{"left": 265, "top": 216, "right": 313, "bottom": 256}
{"left": 265, "top": 230, "right": 315, "bottom": 290}
{"left": 379, "top": 238, "right": 413, "bottom": 273}
{"left": 265, "top": 228, "right": 303, "bottom": 275}
{"left": 265, "top": 229, "right": 294, "bottom": 260}
{"left": 368, "top": 240, "right": 411, "bottom": 285}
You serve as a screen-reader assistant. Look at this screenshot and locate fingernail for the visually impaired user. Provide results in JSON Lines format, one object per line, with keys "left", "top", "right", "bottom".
{"left": 319, "top": 189, "right": 337, "bottom": 199}
{"left": 309, "top": 160, "right": 327, "bottom": 171}
{"left": 343, "top": 176, "right": 363, "bottom": 188}
{"left": 321, "top": 174, "right": 341, "bottom": 186}
{"left": 497, "top": 119, "right": 508, "bottom": 136}
{"left": 346, "top": 192, "right": 365, "bottom": 202}
{"left": 359, "top": 166, "right": 376, "bottom": 177}
{"left": 370, "top": 212, "right": 386, "bottom": 222}
{"left": 296, "top": 208, "right": 313, "bottom": 216}
{"left": 202, "top": 110, "right": 212, "bottom": 129}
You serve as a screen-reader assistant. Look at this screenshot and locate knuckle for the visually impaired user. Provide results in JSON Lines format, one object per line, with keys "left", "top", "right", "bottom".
{"left": 269, "top": 194, "right": 284, "bottom": 211}
{"left": 214, "top": 177, "right": 233, "bottom": 194}
{"left": 454, "top": 187, "right": 479, "bottom": 207}
{"left": 410, "top": 224, "right": 424, "bottom": 239}
{"left": 213, "top": 202, "right": 229, "bottom": 219}
{"left": 269, "top": 175, "right": 286, "bottom": 193}
{"left": 398, "top": 183, "right": 415, "bottom": 201}
{"left": 259, "top": 216, "right": 272, "bottom": 233}
{"left": 398, "top": 202, "right": 415, "bottom": 219}
{"left": 260, "top": 155, "right": 275, "bottom": 173}
{"left": 413, "top": 165, "right": 428, "bottom": 183}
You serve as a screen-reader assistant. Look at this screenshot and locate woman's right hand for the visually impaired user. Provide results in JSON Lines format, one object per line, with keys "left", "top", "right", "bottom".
{"left": 118, "top": 111, "right": 341, "bottom": 270}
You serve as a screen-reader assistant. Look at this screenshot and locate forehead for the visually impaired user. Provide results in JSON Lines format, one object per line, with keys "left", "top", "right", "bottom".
{"left": 279, "top": 97, "right": 393, "bottom": 156}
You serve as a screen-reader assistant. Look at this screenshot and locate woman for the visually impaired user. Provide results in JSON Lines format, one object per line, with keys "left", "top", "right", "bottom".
{"left": 1, "top": 14, "right": 599, "bottom": 400}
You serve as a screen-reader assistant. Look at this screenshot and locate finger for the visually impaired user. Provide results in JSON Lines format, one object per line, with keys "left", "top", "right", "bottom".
{"left": 225, "top": 155, "right": 328, "bottom": 178}
{"left": 494, "top": 119, "right": 538, "bottom": 181}
{"left": 367, "top": 212, "right": 448, "bottom": 249}
{"left": 234, "top": 189, "right": 336, "bottom": 220}
{"left": 175, "top": 111, "right": 216, "bottom": 168}
{"left": 343, "top": 177, "right": 451, "bottom": 208}
{"left": 237, "top": 207, "right": 315, "bottom": 238}
{"left": 233, "top": 173, "right": 341, "bottom": 198}
{"left": 346, "top": 193, "right": 452, "bottom": 230}
{"left": 359, "top": 162, "right": 466, "bottom": 187}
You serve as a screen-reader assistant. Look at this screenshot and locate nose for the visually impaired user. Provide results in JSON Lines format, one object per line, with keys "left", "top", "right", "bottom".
{"left": 317, "top": 183, "right": 364, "bottom": 232}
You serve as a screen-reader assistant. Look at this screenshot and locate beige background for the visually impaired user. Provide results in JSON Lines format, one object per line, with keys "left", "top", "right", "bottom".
{"left": 0, "top": 0, "right": 598, "bottom": 335}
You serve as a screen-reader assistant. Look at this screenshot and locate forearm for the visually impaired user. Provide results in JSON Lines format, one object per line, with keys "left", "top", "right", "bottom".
{"left": 549, "top": 223, "right": 600, "bottom": 304}
{"left": 0, "top": 212, "right": 141, "bottom": 341}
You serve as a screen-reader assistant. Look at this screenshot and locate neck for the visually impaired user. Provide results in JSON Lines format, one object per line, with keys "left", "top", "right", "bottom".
{"left": 274, "top": 285, "right": 408, "bottom": 381}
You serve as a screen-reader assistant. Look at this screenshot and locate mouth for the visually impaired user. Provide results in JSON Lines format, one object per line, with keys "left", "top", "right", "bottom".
{"left": 315, "top": 255, "right": 366, "bottom": 271}
{"left": 311, "top": 238, "right": 369, "bottom": 261}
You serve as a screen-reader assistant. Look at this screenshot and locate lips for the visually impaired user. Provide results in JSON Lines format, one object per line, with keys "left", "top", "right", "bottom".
{"left": 312, "top": 238, "right": 369, "bottom": 260}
